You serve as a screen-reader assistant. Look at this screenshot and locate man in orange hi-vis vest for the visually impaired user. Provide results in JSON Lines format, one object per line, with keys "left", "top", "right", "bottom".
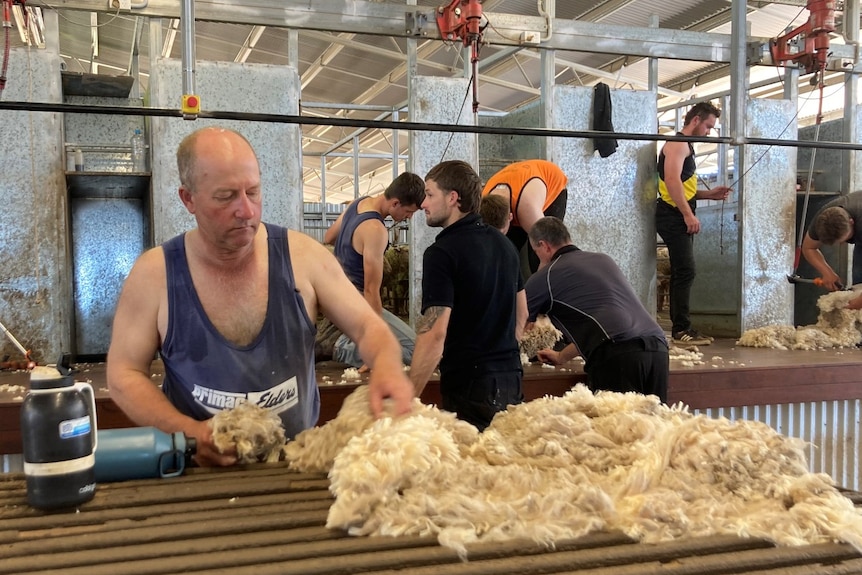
{"left": 482, "top": 159, "right": 568, "bottom": 275}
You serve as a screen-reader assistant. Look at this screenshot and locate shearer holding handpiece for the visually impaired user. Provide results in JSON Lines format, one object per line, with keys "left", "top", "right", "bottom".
{"left": 801, "top": 191, "right": 862, "bottom": 300}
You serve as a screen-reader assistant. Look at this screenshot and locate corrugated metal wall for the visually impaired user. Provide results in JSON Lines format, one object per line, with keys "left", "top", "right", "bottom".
{"left": 698, "top": 400, "right": 861, "bottom": 491}
{"left": 303, "top": 202, "right": 345, "bottom": 243}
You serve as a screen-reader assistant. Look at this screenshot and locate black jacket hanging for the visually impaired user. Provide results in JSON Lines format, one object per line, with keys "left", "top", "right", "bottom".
{"left": 592, "top": 82, "right": 618, "bottom": 158}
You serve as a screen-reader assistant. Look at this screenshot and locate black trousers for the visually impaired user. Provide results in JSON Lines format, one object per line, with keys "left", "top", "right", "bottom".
{"left": 507, "top": 188, "right": 568, "bottom": 273}
{"left": 655, "top": 199, "right": 696, "bottom": 335}
{"left": 440, "top": 369, "right": 523, "bottom": 431}
{"left": 585, "top": 336, "right": 669, "bottom": 403}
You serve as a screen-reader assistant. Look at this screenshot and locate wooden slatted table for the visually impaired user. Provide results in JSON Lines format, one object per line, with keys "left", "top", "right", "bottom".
{"left": 1, "top": 462, "right": 860, "bottom": 574}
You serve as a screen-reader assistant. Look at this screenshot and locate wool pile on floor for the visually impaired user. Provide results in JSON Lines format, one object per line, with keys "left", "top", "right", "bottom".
{"left": 284, "top": 385, "right": 862, "bottom": 557}
{"left": 738, "top": 290, "right": 862, "bottom": 349}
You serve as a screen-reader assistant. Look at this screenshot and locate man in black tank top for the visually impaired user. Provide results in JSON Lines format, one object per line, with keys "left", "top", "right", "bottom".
{"left": 656, "top": 101, "right": 732, "bottom": 346}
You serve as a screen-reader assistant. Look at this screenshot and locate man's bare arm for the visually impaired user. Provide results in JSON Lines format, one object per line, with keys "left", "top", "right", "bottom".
{"left": 409, "top": 306, "right": 451, "bottom": 397}
{"left": 106, "top": 248, "right": 235, "bottom": 466}
{"left": 514, "top": 178, "right": 549, "bottom": 234}
{"left": 358, "top": 221, "right": 389, "bottom": 315}
{"left": 537, "top": 342, "right": 579, "bottom": 365}
{"left": 801, "top": 232, "right": 843, "bottom": 290}
{"left": 323, "top": 211, "right": 346, "bottom": 246}
{"left": 295, "top": 233, "right": 413, "bottom": 416}
{"left": 515, "top": 289, "right": 527, "bottom": 342}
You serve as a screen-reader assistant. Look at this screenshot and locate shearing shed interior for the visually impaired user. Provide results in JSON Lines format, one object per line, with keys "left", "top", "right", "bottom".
{"left": 2, "top": 0, "right": 862, "bottom": 572}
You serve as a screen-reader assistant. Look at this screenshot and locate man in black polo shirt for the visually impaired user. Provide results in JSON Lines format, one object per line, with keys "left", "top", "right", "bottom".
{"left": 409, "top": 160, "right": 525, "bottom": 431}
{"left": 525, "top": 217, "right": 668, "bottom": 402}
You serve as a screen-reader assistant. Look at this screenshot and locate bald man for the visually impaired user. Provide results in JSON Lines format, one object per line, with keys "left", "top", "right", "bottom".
{"left": 107, "top": 126, "right": 413, "bottom": 466}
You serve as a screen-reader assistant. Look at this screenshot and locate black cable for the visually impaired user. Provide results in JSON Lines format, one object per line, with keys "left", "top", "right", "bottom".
{"left": 440, "top": 72, "right": 478, "bottom": 162}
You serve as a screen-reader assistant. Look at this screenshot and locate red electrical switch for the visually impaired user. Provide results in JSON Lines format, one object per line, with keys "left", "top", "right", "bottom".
{"left": 182, "top": 94, "right": 201, "bottom": 115}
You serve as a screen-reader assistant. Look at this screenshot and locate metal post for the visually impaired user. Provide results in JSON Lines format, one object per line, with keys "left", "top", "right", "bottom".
{"left": 730, "top": 0, "right": 749, "bottom": 330}
{"left": 541, "top": 49, "right": 555, "bottom": 158}
{"left": 180, "top": 0, "right": 196, "bottom": 101}
{"left": 392, "top": 109, "right": 399, "bottom": 181}
{"left": 843, "top": 0, "right": 860, "bottom": 195}
{"left": 287, "top": 29, "right": 298, "bottom": 69}
{"left": 320, "top": 156, "right": 327, "bottom": 207}
{"left": 648, "top": 14, "right": 659, "bottom": 110}
{"left": 840, "top": 0, "right": 860, "bottom": 284}
{"left": 717, "top": 95, "right": 729, "bottom": 187}
{"left": 406, "top": 0, "right": 417, "bottom": 174}
{"left": 128, "top": 17, "right": 143, "bottom": 100}
{"left": 353, "top": 135, "right": 360, "bottom": 199}
{"left": 540, "top": 0, "right": 555, "bottom": 157}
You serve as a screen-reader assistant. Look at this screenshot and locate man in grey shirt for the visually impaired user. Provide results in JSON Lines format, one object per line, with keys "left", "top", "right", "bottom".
{"left": 524, "top": 217, "right": 668, "bottom": 402}
{"left": 802, "top": 191, "right": 862, "bottom": 291}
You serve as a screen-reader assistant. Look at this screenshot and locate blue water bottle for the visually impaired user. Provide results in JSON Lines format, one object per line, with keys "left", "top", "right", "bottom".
{"left": 94, "top": 427, "right": 196, "bottom": 482}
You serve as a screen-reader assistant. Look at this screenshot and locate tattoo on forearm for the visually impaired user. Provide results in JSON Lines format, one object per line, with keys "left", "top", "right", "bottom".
{"left": 417, "top": 306, "right": 444, "bottom": 334}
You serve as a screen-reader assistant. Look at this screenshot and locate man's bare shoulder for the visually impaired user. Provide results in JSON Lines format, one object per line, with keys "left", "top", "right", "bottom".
{"left": 115, "top": 246, "right": 166, "bottom": 315}
{"left": 355, "top": 216, "right": 387, "bottom": 241}
{"left": 661, "top": 139, "right": 689, "bottom": 157}
{"left": 128, "top": 246, "right": 166, "bottom": 282}
{"left": 288, "top": 229, "right": 338, "bottom": 264}
{"left": 288, "top": 228, "right": 322, "bottom": 246}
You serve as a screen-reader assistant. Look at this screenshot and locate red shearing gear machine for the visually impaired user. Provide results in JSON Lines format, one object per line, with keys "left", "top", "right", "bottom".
{"left": 769, "top": 0, "right": 838, "bottom": 282}
{"left": 769, "top": 0, "right": 835, "bottom": 76}
{"left": 436, "top": 0, "right": 485, "bottom": 113}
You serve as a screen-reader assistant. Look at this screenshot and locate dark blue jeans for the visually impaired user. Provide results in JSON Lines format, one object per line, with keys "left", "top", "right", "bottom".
{"left": 656, "top": 199, "right": 696, "bottom": 335}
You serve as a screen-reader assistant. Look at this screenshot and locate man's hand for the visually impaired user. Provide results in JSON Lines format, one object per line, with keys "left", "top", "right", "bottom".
{"left": 702, "top": 185, "right": 732, "bottom": 201}
{"left": 536, "top": 349, "right": 562, "bottom": 365}
{"left": 187, "top": 419, "right": 237, "bottom": 467}
{"left": 367, "top": 369, "right": 414, "bottom": 417}
{"left": 683, "top": 212, "right": 701, "bottom": 235}
{"left": 846, "top": 293, "right": 862, "bottom": 310}
{"left": 822, "top": 270, "right": 844, "bottom": 292}
{"left": 537, "top": 343, "right": 579, "bottom": 366}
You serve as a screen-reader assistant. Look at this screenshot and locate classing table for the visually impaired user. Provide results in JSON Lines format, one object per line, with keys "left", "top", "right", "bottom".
{"left": 1, "top": 462, "right": 861, "bottom": 574}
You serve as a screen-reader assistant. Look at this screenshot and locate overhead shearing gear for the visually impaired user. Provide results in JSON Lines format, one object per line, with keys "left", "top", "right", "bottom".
{"left": 766, "top": 0, "right": 836, "bottom": 282}
{"left": 769, "top": 0, "right": 835, "bottom": 76}
{"left": 436, "top": 0, "right": 484, "bottom": 113}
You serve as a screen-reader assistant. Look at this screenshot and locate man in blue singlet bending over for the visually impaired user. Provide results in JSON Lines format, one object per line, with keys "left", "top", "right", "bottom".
{"left": 324, "top": 172, "right": 425, "bottom": 368}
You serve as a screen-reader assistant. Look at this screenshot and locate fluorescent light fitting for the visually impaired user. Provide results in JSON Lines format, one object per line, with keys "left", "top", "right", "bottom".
{"left": 12, "top": 5, "right": 28, "bottom": 44}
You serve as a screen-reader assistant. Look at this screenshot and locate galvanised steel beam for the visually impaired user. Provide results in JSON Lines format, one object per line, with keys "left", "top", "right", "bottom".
{"left": 31, "top": 0, "right": 856, "bottom": 63}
